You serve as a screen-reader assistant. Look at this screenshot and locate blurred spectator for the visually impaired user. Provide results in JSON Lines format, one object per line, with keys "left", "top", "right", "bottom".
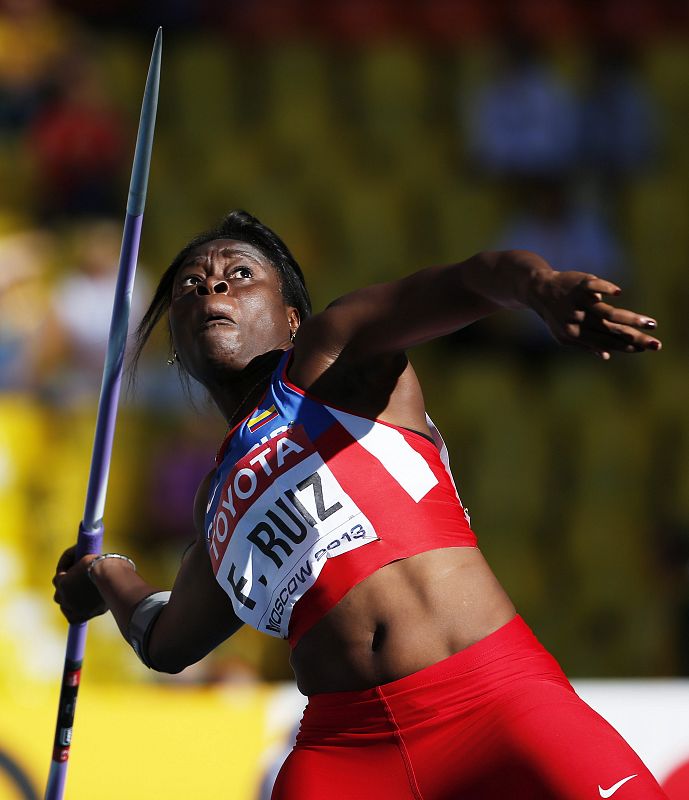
{"left": 0, "top": 0, "right": 73, "bottom": 132}
{"left": 315, "top": 0, "right": 402, "bottom": 44}
{"left": 0, "top": 226, "right": 55, "bottom": 390}
{"left": 591, "top": 0, "right": 666, "bottom": 43}
{"left": 580, "top": 42, "right": 658, "bottom": 189}
{"left": 214, "top": 0, "right": 308, "bottom": 42}
{"left": 498, "top": 181, "right": 624, "bottom": 279}
{"left": 55, "top": 0, "right": 201, "bottom": 32}
{"left": 413, "top": 0, "right": 495, "bottom": 46}
{"left": 496, "top": 180, "right": 625, "bottom": 352}
{"left": 44, "top": 219, "right": 149, "bottom": 403}
{"left": 27, "top": 49, "right": 126, "bottom": 220}
{"left": 465, "top": 35, "right": 579, "bottom": 179}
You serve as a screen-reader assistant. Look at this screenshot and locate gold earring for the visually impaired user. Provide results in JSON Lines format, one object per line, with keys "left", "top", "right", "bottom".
{"left": 167, "top": 351, "right": 178, "bottom": 366}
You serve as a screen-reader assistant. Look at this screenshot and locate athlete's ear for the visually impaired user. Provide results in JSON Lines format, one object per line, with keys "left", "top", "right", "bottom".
{"left": 287, "top": 307, "right": 300, "bottom": 332}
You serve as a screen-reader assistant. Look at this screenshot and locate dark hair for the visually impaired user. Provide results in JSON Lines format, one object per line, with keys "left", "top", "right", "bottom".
{"left": 130, "top": 210, "right": 311, "bottom": 375}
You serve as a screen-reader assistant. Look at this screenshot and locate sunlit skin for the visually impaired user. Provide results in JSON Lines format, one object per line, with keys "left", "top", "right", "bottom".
{"left": 168, "top": 240, "right": 299, "bottom": 424}
{"left": 53, "top": 241, "right": 662, "bottom": 695}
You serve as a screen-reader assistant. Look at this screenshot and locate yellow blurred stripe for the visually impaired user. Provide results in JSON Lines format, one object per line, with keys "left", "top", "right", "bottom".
{"left": 0, "top": 681, "right": 294, "bottom": 800}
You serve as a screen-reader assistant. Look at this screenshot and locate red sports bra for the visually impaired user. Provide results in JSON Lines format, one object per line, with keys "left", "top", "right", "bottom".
{"left": 205, "top": 351, "right": 477, "bottom": 647}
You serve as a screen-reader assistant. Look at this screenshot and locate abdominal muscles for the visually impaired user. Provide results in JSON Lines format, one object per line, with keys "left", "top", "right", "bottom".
{"left": 290, "top": 546, "right": 516, "bottom": 695}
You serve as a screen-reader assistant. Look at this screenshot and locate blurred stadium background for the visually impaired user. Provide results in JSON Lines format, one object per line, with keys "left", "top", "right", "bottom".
{"left": 1, "top": 0, "right": 689, "bottom": 797}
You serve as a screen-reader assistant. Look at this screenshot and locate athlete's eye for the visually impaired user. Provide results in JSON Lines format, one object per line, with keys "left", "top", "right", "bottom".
{"left": 180, "top": 274, "right": 203, "bottom": 287}
{"left": 231, "top": 266, "right": 253, "bottom": 279}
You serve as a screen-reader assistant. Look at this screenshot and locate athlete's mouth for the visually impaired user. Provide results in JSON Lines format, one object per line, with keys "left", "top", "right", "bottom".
{"left": 201, "top": 313, "right": 235, "bottom": 329}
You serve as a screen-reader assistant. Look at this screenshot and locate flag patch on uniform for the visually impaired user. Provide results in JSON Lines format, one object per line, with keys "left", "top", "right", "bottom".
{"left": 247, "top": 405, "right": 278, "bottom": 432}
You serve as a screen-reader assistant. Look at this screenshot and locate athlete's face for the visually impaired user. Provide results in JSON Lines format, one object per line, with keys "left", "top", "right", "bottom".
{"left": 168, "top": 239, "right": 298, "bottom": 384}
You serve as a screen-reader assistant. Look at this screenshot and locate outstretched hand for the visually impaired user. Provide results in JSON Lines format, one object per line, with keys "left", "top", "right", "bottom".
{"left": 532, "top": 272, "right": 662, "bottom": 360}
{"left": 52, "top": 545, "right": 107, "bottom": 624}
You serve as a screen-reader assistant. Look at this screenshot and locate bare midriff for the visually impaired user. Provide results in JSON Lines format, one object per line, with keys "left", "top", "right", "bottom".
{"left": 290, "top": 547, "right": 516, "bottom": 696}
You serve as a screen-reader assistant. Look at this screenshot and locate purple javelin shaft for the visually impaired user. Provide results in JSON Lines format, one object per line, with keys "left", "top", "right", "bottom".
{"left": 82, "top": 212, "right": 143, "bottom": 530}
{"left": 45, "top": 29, "right": 161, "bottom": 800}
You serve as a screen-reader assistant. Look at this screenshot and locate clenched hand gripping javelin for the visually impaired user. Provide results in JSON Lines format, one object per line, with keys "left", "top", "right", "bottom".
{"left": 45, "top": 28, "right": 162, "bottom": 800}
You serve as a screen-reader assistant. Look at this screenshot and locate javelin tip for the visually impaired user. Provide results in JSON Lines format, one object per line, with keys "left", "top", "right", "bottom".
{"left": 127, "top": 29, "right": 162, "bottom": 216}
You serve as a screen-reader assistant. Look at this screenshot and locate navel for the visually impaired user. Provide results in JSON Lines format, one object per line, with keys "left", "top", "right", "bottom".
{"left": 371, "top": 623, "right": 387, "bottom": 653}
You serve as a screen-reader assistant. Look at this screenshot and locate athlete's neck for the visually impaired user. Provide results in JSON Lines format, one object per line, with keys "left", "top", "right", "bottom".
{"left": 208, "top": 349, "right": 285, "bottom": 426}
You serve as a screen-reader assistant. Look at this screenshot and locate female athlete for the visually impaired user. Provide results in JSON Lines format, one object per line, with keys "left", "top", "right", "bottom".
{"left": 53, "top": 210, "right": 668, "bottom": 799}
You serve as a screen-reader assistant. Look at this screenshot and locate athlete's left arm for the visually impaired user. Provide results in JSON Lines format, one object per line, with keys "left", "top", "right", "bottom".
{"left": 292, "top": 250, "right": 661, "bottom": 371}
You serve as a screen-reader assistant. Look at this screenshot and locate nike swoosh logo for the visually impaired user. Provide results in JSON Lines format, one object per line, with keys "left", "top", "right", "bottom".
{"left": 598, "top": 774, "right": 638, "bottom": 797}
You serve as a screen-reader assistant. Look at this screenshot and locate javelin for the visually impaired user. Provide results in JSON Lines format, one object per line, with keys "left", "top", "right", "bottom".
{"left": 45, "top": 28, "right": 162, "bottom": 800}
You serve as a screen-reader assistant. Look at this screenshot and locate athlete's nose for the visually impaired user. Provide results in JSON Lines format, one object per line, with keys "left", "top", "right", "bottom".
{"left": 196, "top": 278, "right": 229, "bottom": 296}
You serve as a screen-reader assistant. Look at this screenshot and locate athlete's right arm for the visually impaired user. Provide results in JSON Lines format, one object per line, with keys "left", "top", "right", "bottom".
{"left": 52, "top": 473, "right": 243, "bottom": 673}
{"left": 145, "top": 533, "right": 244, "bottom": 673}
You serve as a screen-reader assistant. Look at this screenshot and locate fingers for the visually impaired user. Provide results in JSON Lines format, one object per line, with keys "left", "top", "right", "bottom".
{"left": 52, "top": 553, "right": 107, "bottom": 623}
{"left": 588, "top": 300, "right": 657, "bottom": 331}
{"left": 53, "top": 583, "right": 78, "bottom": 622}
{"left": 559, "top": 317, "right": 660, "bottom": 351}
{"left": 56, "top": 602, "right": 90, "bottom": 625}
{"left": 568, "top": 279, "right": 662, "bottom": 356}
{"left": 556, "top": 312, "right": 662, "bottom": 357}
{"left": 544, "top": 272, "right": 662, "bottom": 359}
{"left": 588, "top": 308, "right": 662, "bottom": 352}
{"left": 579, "top": 276, "right": 622, "bottom": 302}
{"left": 578, "top": 280, "right": 657, "bottom": 334}
{"left": 53, "top": 586, "right": 106, "bottom": 624}
{"left": 56, "top": 545, "right": 78, "bottom": 573}
{"left": 577, "top": 322, "right": 662, "bottom": 357}
{"left": 606, "top": 323, "right": 661, "bottom": 352}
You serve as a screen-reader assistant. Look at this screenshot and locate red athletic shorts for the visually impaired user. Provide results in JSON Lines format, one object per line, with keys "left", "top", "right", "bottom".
{"left": 272, "top": 616, "right": 667, "bottom": 799}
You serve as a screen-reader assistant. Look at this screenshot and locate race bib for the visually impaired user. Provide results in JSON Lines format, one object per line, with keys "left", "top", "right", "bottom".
{"left": 208, "top": 424, "right": 378, "bottom": 638}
